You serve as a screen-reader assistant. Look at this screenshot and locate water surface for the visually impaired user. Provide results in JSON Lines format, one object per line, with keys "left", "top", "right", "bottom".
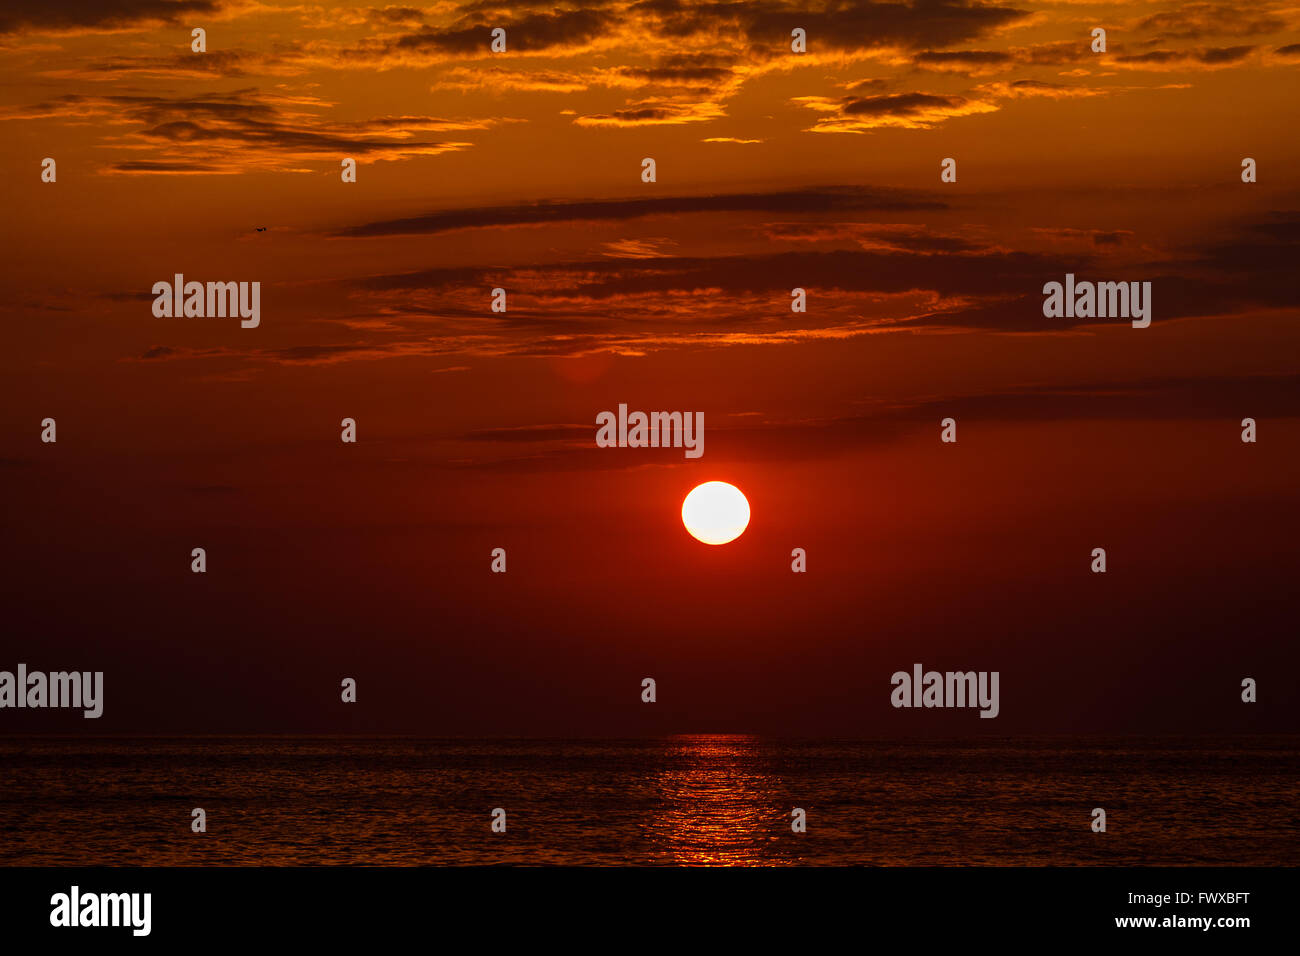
{"left": 1, "top": 735, "right": 1294, "bottom": 865}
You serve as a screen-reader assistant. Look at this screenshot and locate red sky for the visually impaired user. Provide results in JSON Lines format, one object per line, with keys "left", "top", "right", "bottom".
{"left": 2, "top": 0, "right": 1298, "bottom": 734}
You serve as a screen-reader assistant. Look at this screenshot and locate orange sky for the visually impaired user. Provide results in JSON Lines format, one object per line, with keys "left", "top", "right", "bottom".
{"left": 2, "top": 0, "right": 1298, "bottom": 734}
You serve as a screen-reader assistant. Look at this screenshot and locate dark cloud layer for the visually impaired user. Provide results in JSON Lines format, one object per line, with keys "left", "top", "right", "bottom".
{"left": 0, "top": 89, "right": 481, "bottom": 172}
{"left": 331, "top": 210, "right": 1300, "bottom": 348}
{"left": 448, "top": 372, "right": 1300, "bottom": 472}
{"left": 334, "top": 186, "right": 948, "bottom": 238}
{"left": 0, "top": 0, "right": 219, "bottom": 35}
{"left": 629, "top": 0, "right": 1029, "bottom": 50}
{"left": 841, "top": 92, "right": 967, "bottom": 116}
{"left": 371, "top": 7, "right": 614, "bottom": 55}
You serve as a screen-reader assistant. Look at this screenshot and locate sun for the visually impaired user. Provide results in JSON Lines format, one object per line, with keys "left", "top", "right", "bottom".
{"left": 681, "top": 481, "right": 750, "bottom": 545}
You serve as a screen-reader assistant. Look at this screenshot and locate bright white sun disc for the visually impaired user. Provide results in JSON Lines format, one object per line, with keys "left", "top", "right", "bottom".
{"left": 681, "top": 481, "right": 750, "bottom": 545}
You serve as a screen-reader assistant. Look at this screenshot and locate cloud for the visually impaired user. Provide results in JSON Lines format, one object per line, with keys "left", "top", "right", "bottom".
{"left": 331, "top": 185, "right": 948, "bottom": 238}
{"left": 977, "top": 79, "right": 1110, "bottom": 99}
{"left": 348, "top": 7, "right": 615, "bottom": 62}
{"left": 1116, "top": 45, "right": 1257, "bottom": 68}
{"left": 332, "top": 241, "right": 1073, "bottom": 351}
{"left": 10, "top": 0, "right": 1290, "bottom": 148}
{"left": 0, "top": 0, "right": 221, "bottom": 36}
{"left": 911, "top": 48, "right": 1013, "bottom": 73}
{"left": 445, "top": 371, "right": 1300, "bottom": 471}
{"left": 573, "top": 97, "right": 726, "bottom": 126}
{"left": 431, "top": 65, "right": 593, "bottom": 92}
{"left": 1131, "top": 3, "right": 1286, "bottom": 43}
{"left": 763, "top": 221, "right": 986, "bottom": 254}
{"left": 298, "top": 0, "right": 1036, "bottom": 130}
{"left": 794, "top": 90, "right": 998, "bottom": 132}
{"left": 318, "top": 208, "right": 1300, "bottom": 356}
{"left": 612, "top": 63, "right": 736, "bottom": 86}
{"left": 365, "top": 6, "right": 427, "bottom": 26}
{"left": 37, "top": 49, "right": 299, "bottom": 81}
{"left": 1030, "top": 227, "right": 1136, "bottom": 248}
{"left": 0, "top": 89, "right": 492, "bottom": 173}
{"left": 796, "top": 74, "right": 1144, "bottom": 133}
{"left": 627, "top": 0, "right": 1029, "bottom": 53}
{"left": 601, "top": 237, "right": 677, "bottom": 258}
{"left": 110, "top": 160, "right": 229, "bottom": 174}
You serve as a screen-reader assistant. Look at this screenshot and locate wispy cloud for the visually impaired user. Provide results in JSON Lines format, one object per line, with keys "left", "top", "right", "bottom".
{"left": 330, "top": 186, "right": 948, "bottom": 238}
{"left": 0, "top": 0, "right": 223, "bottom": 36}
{"left": 0, "top": 88, "right": 500, "bottom": 173}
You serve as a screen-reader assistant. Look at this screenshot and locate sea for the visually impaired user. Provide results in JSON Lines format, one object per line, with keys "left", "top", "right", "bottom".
{"left": 1, "top": 735, "right": 1295, "bottom": 865}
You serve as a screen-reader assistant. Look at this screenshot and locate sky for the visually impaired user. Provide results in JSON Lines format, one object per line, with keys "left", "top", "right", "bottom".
{"left": 1, "top": 0, "right": 1298, "bottom": 735}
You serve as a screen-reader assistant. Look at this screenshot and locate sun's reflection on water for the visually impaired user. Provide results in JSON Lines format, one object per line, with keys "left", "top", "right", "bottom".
{"left": 645, "top": 734, "right": 796, "bottom": 866}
